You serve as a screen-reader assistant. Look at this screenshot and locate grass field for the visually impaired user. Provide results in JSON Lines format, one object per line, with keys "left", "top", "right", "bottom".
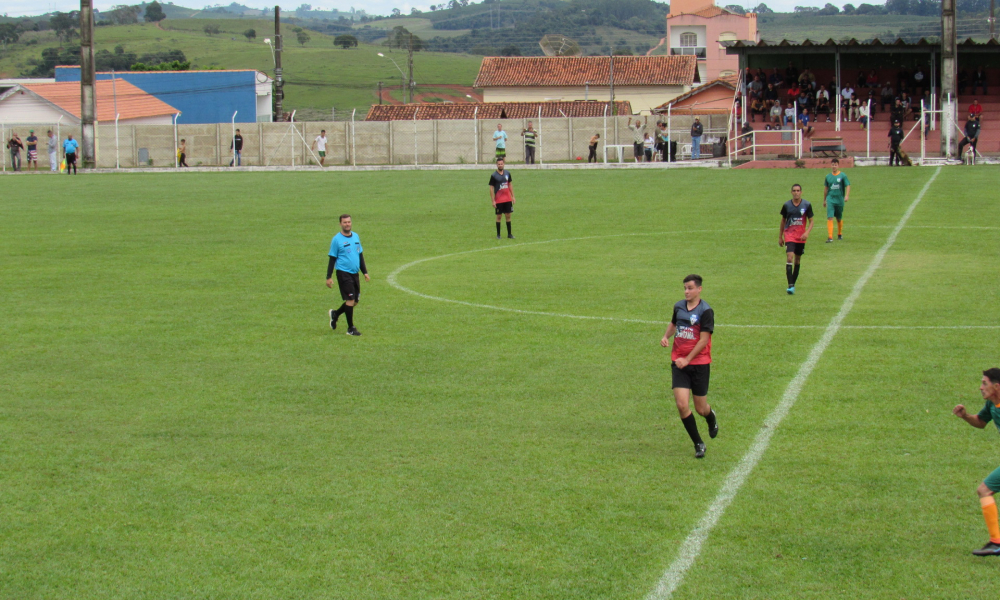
{"left": 3, "top": 165, "right": 1000, "bottom": 599}
{"left": 0, "top": 21, "right": 482, "bottom": 115}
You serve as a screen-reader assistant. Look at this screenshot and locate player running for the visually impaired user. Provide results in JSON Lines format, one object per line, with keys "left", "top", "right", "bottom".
{"left": 326, "top": 214, "right": 370, "bottom": 337}
{"left": 953, "top": 368, "right": 1000, "bottom": 556}
{"left": 660, "top": 274, "right": 718, "bottom": 459}
{"left": 823, "top": 158, "right": 850, "bottom": 243}
{"left": 488, "top": 158, "right": 515, "bottom": 239}
{"left": 779, "top": 183, "right": 814, "bottom": 295}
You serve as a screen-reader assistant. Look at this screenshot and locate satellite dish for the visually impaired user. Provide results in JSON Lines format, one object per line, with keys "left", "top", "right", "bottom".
{"left": 539, "top": 34, "right": 582, "bottom": 57}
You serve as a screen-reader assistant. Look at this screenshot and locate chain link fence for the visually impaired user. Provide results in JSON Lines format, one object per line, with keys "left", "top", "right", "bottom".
{"left": 2, "top": 114, "right": 733, "bottom": 171}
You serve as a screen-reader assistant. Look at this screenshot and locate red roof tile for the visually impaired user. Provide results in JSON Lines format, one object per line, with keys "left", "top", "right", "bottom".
{"left": 366, "top": 100, "right": 633, "bottom": 121}
{"left": 474, "top": 56, "right": 697, "bottom": 88}
{"left": 21, "top": 80, "right": 179, "bottom": 121}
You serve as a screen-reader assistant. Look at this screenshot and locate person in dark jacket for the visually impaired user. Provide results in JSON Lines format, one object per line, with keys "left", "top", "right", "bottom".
{"left": 690, "top": 117, "right": 704, "bottom": 159}
{"left": 958, "top": 114, "right": 981, "bottom": 159}
{"left": 888, "top": 120, "right": 905, "bottom": 166}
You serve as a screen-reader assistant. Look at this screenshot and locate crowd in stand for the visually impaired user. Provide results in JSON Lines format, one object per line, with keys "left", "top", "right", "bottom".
{"left": 738, "top": 63, "right": 989, "bottom": 158}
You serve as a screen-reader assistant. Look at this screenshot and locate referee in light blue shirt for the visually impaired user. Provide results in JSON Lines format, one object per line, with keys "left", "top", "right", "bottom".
{"left": 325, "top": 214, "right": 369, "bottom": 336}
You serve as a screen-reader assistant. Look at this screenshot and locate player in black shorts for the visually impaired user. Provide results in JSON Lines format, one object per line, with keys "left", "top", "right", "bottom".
{"left": 660, "top": 274, "right": 718, "bottom": 458}
{"left": 488, "top": 158, "right": 516, "bottom": 239}
{"left": 779, "top": 184, "right": 814, "bottom": 295}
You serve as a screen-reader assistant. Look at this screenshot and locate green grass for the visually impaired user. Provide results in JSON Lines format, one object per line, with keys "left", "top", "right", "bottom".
{"left": 2, "top": 166, "right": 1000, "bottom": 599}
{"left": 0, "top": 21, "right": 482, "bottom": 115}
{"left": 757, "top": 13, "right": 939, "bottom": 43}
{"left": 354, "top": 17, "right": 473, "bottom": 39}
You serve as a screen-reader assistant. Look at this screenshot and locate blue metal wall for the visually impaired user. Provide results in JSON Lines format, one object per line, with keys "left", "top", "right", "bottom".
{"left": 56, "top": 67, "right": 264, "bottom": 124}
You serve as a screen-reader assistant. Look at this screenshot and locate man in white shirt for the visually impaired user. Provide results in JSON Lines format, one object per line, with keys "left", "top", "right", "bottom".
{"left": 312, "top": 130, "right": 328, "bottom": 166}
{"left": 840, "top": 85, "right": 855, "bottom": 119}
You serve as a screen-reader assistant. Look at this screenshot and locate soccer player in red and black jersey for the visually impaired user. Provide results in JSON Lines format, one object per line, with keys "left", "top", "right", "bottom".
{"left": 488, "top": 158, "right": 515, "bottom": 239}
{"left": 660, "top": 274, "right": 717, "bottom": 459}
{"left": 779, "top": 183, "right": 814, "bottom": 295}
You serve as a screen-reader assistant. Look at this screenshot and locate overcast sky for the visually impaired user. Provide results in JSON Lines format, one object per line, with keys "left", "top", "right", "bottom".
{"left": 4, "top": 0, "right": 848, "bottom": 20}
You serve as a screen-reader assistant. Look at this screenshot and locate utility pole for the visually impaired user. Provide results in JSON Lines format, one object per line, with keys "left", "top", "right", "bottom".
{"left": 79, "top": 0, "right": 96, "bottom": 168}
{"left": 408, "top": 34, "right": 415, "bottom": 105}
{"left": 378, "top": 81, "right": 383, "bottom": 105}
{"left": 609, "top": 53, "right": 615, "bottom": 116}
{"left": 274, "top": 5, "right": 284, "bottom": 121}
{"left": 991, "top": 0, "right": 996, "bottom": 40}
{"left": 941, "top": 0, "right": 957, "bottom": 157}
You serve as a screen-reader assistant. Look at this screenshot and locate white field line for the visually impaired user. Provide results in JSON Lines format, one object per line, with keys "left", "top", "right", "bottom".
{"left": 644, "top": 165, "right": 943, "bottom": 600}
{"left": 386, "top": 218, "right": 997, "bottom": 330}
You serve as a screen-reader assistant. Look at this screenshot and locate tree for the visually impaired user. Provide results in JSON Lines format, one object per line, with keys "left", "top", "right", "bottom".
{"left": 334, "top": 34, "right": 359, "bottom": 48}
{"left": 296, "top": 30, "right": 311, "bottom": 46}
{"left": 817, "top": 2, "right": 840, "bottom": 14}
{"left": 244, "top": 28, "right": 256, "bottom": 42}
{"left": 411, "top": 7, "right": 420, "bottom": 14}
{"left": 0, "top": 23, "right": 19, "bottom": 50}
{"left": 106, "top": 5, "right": 142, "bottom": 25}
{"left": 842, "top": 3, "right": 857, "bottom": 13}
{"left": 49, "top": 11, "right": 78, "bottom": 44}
{"left": 203, "top": 24, "right": 221, "bottom": 35}
{"left": 386, "top": 26, "right": 422, "bottom": 51}
{"left": 500, "top": 44, "right": 521, "bottom": 56}
{"left": 144, "top": 1, "right": 166, "bottom": 22}
{"left": 392, "top": 8, "right": 402, "bottom": 16}
{"left": 752, "top": 3, "right": 774, "bottom": 12}
{"left": 725, "top": 5, "right": 746, "bottom": 13}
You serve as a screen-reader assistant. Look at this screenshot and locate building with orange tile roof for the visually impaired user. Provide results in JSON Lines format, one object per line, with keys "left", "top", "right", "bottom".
{"left": 667, "top": 0, "right": 759, "bottom": 83}
{"left": 474, "top": 56, "right": 698, "bottom": 115}
{"left": 0, "top": 80, "right": 179, "bottom": 125}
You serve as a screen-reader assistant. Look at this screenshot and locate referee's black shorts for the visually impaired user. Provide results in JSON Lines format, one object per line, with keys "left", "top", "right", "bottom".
{"left": 335, "top": 270, "right": 361, "bottom": 302}
{"left": 671, "top": 362, "right": 711, "bottom": 397}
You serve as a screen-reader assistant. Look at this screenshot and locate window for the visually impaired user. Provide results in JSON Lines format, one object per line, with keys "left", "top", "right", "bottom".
{"left": 680, "top": 32, "right": 698, "bottom": 47}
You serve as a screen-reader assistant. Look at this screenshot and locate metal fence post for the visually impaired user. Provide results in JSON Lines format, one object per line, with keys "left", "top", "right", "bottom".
{"left": 413, "top": 108, "right": 419, "bottom": 166}
{"left": 351, "top": 109, "right": 356, "bottom": 167}
{"left": 537, "top": 106, "right": 542, "bottom": 165}
{"left": 474, "top": 107, "right": 479, "bottom": 165}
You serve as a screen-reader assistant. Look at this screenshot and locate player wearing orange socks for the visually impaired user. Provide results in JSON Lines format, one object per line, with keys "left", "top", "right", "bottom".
{"left": 823, "top": 159, "right": 850, "bottom": 243}
{"left": 953, "top": 368, "right": 1000, "bottom": 556}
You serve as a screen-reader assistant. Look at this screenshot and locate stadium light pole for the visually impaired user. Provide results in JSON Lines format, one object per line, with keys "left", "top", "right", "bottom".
{"left": 378, "top": 53, "right": 407, "bottom": 103}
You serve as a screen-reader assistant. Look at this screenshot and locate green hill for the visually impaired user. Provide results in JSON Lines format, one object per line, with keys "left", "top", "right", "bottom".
{"left": 0, "top": 20, "right": 482, "bottom": 118}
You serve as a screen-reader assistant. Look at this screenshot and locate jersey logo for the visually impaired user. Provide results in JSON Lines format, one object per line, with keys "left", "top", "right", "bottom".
{"left": 690, "top": 314, "right": 699, "bottom": 325}
{"left": 800, "top": 207, "right": 806, "bottom": 215}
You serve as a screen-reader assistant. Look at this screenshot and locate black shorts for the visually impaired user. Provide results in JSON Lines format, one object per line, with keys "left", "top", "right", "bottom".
{"left": 335, "top": 270, "right": 361, "bottom": 302}
{"left": 671, "top": 363, "right": 711, "bottom": 396}
{"left": 633, "top": 142, "right": 643, "bottom": 158}
{"left": 784, "top": 241, "right": 806, "bottom": 256}
{"left": 66, "top": 152, "right": 76, "bottom": 164}
{"left": 495, "top": 201, "right": 513, "bottom": 215}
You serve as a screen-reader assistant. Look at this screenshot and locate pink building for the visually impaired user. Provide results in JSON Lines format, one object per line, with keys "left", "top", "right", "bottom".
{"left": 666, "top": 0, "right": 759, "bottom": 83}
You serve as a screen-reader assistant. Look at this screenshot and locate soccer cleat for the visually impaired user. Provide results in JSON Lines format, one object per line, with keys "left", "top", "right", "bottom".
{"left": 496, "top": 235, "right": 501, "bottom": 240}
{"left": 329, "top": 309, "right": 339, "bottom": 330}
{"left": 826, "top": 238, "right": 833, "bottom": 243}
{"left": 708, "top": 412, "right": 719, "bottom": 439}
{"left": 972, "top": 541, "right": 1000, "bottom": 556}
{"left": 786, "top": 286, "right": 795, "bottom": 295}
{"left": 346, "top": 327, "right": 362, "bottom": 337}
{"left": 694, "top": 442, "right": 706, "bottom": 459}
{"left": 837, "top": 235, "right": 843, "bottom": 241}
{"left": 507, "top": 234, "right": 515, "bottom": 239}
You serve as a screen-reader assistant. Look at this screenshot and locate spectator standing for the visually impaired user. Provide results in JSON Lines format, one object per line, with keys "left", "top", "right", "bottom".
{"left": 7, "top": 131, "right": 23, "bottom": 171}
{"left": 690, "top": 117, "right": 703, "bottom": 159}
{"left": 891, "top": 98, "right": 905, "bottom": 125}
{"left": 958, "top": 114, "right": 981, "bottom": 159}
{"left": 816, "top": 85, "right": 831, "bottom": 121}
{"left": 588, "top": 133, "right": 600, "bottom": 163}
{"left": 63, "top": 134, "right": 78, "bottom": 174}
{"left": 840, "top": 84, "right": 855, "bottom": 119}
{"left": 973, "top": 67, "right": 987, "bottom": 94}
{"left": 229, "top": 129, "right": 243, "bottom": 166}
{"left": 492, "top": 123, "right": 508, "bottom": 160}
{"left": 888, "top": 120, "right": 905, "bottom": 166}
{"left": 521, "top": 121, "right": 538, "bottom": 165}
{"left": 880, "top": 83, "right": 895, "bottom": 113}
{"left": 46, "top": 130, "right": 58, "bottom": 172}
{"left": 656, "top": 123, "right": 670, "bottom": 162}
{"left": 312, "top": 129, "right": 328, "bottom": 166}
{"left": 643, "top": 133, "right": 654, "bottom": 162}
{"left": 628, "top": 117, "right": 647, "bottom": 163}
{"left": 25, "top": 130, "right": 39, "bottom": 170}
{"left": 177, "top": 139, "right": 189, "bottom": 167}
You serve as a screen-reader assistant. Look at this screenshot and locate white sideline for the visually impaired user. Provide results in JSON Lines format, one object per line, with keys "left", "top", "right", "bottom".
{"left": 645, "top": 165, "right": 943, "bottom": 600}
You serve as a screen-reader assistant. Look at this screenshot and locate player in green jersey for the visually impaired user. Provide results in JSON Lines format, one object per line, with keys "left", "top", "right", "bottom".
{"left": 953, "top": 368, "right": 1000, "bottom": 556}
{"left": 823, "top": 158, "right": 850, "bottom": 243}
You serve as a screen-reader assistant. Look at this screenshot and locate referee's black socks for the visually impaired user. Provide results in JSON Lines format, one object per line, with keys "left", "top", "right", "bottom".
{"left": 681, "top": 413, "right": 703, "bottom": 445}
{"left": 506, "top": 221, "right": 512, "bottom": 237}
{"left": 344, "top": 305, "right": 355, "bottom": 329}
{"left": 792, "top": 263, "right": 800, "bottom": 284}
{"left": 786, "top": 262, "right": 794, "bottom": 285}
{"left": 333, "top": 303, "right": 346, "bottom": 317}
{"left": 496, "top": 222, "right": 502, "bottom": 237}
